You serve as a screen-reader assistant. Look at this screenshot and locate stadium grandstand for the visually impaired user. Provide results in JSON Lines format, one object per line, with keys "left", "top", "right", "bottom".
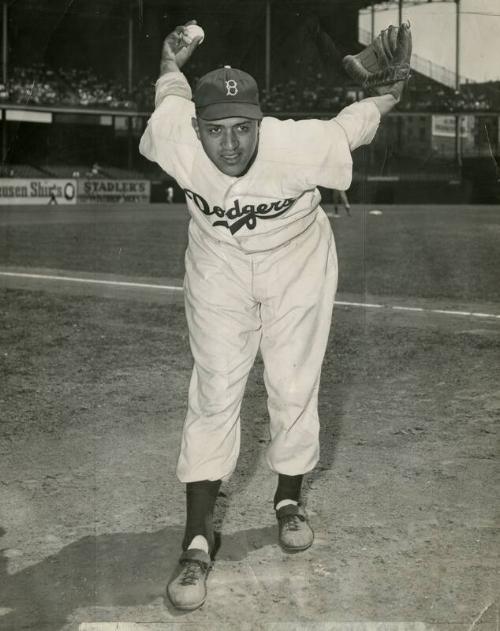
{"left": 0, "top": 0, "right": 498, "bottom": 203}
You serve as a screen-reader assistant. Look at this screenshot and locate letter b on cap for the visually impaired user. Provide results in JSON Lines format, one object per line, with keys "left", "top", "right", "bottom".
{"left": 225, "top": 79, "right": 238, "bottom": 96}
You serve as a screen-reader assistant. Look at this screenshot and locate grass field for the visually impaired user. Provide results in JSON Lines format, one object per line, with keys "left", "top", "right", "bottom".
{"left": 0, "top": 203, "right": 499, "bottom": 630}
{"left": 1, "top": 204, "right": 499, "bottom": 305}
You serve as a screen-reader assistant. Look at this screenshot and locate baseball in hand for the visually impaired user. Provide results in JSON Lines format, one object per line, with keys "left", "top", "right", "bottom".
{"left": 184, "top": 24, "right": 205, "bottom": 45}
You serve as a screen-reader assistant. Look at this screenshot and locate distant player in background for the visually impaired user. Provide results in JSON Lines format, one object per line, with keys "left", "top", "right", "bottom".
{"left": 47, "top": 189, "right": 58, "bottom": 205}
{"left": 332, "top": 189, "right": 351, "bottom": 216}
{"left": 140, "top": 19, "right": 411, "bottom": 612}
{"left": 166, "top": 184, "right": 174, "bottom": 203}
{"left": 86, "top": 162, "right": 101, "bottom": 178}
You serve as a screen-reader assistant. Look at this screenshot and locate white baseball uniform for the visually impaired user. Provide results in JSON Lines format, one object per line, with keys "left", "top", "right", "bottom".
{"left": 140, "top": 71, "right": 380, "bottom": 483}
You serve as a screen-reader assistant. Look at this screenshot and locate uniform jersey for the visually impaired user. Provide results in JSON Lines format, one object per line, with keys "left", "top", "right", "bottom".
{"left": 139, "top": 72, "right": 380, "bottom": 253}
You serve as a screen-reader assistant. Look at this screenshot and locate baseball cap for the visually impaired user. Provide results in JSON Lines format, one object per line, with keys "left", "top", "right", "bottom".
{"left": 193, "top": 66, "right": 263, "bottom": 121}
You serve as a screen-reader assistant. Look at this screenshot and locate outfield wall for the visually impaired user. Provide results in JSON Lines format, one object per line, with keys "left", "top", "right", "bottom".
{"left": 77, "top": 179, "right": 150, "bottom": 203}
{"left": 0, "top": 179, "right": 77, "bottom": 205}
{"left": 0, "top": 175, "right": 496, "bottom": 205}
{"left": 0, "top": 178, "right": 150, "bottom": 205}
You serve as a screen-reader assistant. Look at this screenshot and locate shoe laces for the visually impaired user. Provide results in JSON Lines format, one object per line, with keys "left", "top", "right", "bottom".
{"left": 180, "top": 561, "right": 205, "bottom": 586}
{"left": 282, "top": 513, "right": 305, "bottom": 532}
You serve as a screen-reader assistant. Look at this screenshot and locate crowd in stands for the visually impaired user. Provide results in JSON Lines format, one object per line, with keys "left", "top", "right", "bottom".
{"left": 0, "top": 63, "right": 499, "bottom": 114}
{"left": 0, "top": 65, "right": 136, "bottom": 109}
{"left": 0, "top": 162, "right": 149, "bottom": 180}
{"left": 399, "top": 76, "right": 498, "bottom": 113}
{"left": 259, "top": 73, "right": 363, "bottom": 113}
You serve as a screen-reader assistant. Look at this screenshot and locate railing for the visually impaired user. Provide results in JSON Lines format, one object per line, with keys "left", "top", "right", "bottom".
{"left": 3, "top": 103, "right": 500, "bottom": 120}
{"left": 1, "top": 104, "right": 498, "bottom": 169}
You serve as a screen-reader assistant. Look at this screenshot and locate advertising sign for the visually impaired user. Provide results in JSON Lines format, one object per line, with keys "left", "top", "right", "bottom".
{"left": 431, "top": 115, "right": 471, "bottom": 138}
{"left": 0, "top": 178, "right": 77, "bottom": 205}
{"left": 77, "top": 179, "right": 150, "bottom": 203}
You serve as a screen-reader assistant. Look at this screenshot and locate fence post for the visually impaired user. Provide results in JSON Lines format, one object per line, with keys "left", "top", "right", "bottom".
{"left": 2, "top": 1, "right": 6, "bottom": 86}
{"left": 265, "top": 0, "right": 271, "bottom": 94}
{"left": 371, "top": 1, "right": 375, "bottom": 41}
{"left": 128, "top": 0, "right": 134, "bottom": 95}
{"left": 455, "top": 0, "right": 461, "bottom": 92}
{"left": 1, "top": 108, "right": 6, "bottom": 166}
{"left": 0, "top": 0, "right": 6, "bottom": 166}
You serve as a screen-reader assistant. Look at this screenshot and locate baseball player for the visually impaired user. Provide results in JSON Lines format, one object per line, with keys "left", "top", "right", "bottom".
{"left": 139, "top": 21, "right": 410, "bottom": 611}
{"left": 332, "top": 189, "right": 351, "bottom": 217}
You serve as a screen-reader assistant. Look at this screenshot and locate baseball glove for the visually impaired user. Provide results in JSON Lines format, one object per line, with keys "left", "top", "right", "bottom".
{"left": 342, "top": 22, "right": 412, "bottom": 99}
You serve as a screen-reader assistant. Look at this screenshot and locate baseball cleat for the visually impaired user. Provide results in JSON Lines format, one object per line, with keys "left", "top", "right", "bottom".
{"left": 167, "top": 548, "right": 211, "bottom": 610}
{"left": 276, "top": 503, "right": 314, "bottom": 552}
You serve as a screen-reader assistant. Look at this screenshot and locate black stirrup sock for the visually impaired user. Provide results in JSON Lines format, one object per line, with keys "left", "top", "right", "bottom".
{"left": 273, "top": 473, "right": 303, "bottom": 509}
{"left": 182, "top": 479, "right": 222, "bottom": 553}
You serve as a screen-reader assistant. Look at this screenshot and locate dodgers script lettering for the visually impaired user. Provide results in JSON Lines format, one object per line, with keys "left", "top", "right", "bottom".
{"left": 183, "top": 189, "right": 297, "bottom": 234}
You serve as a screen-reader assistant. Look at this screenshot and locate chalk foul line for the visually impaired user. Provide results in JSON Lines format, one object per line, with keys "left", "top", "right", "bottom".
{"left": 0, "top": 270, "right": 183, "bottom": 292}
{"left": 0, "top": 270, "right": 499, "bottom": 320}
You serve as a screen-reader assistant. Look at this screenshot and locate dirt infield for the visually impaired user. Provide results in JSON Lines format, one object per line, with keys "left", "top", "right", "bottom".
{"left": 0, "top": 204, "right": 498, "bottom": 630}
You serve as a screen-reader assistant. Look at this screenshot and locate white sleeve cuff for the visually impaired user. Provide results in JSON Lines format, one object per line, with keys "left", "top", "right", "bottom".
{"left": 155, "top": 72, "right": 192, "bottom": 108}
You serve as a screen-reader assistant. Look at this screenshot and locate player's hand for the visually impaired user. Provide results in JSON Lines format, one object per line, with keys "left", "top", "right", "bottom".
{"left": 162, "top": 20, "right": 200, "bottom": 70}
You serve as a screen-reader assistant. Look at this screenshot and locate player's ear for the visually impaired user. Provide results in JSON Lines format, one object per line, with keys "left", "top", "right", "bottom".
{"left": 191, "top": 117, "right": 201, "bottom": 139}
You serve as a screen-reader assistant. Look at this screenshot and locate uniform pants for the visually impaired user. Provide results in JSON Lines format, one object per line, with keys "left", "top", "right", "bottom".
{"left": 176, "top": 210, "right": 338, "bottom": 483}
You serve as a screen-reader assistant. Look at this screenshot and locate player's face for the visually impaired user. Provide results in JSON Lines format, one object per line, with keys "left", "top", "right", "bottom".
{"left": 192, "top": 117, "right": 260, "bottom": 177}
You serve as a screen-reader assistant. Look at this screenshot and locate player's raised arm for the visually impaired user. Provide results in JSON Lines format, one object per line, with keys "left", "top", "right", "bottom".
{"left": 359, "top": 92, "right": 400, "bottom": 117}
{"left": 159, "top": 20, "right": 204, "bottom": 76}
{"left": 139, "top": 21, "right": 203, "bottom": 167}
{"left": 150, "top": 20, "right": 204, "bottom": 108}
{"left": 342, "top": 22, "right": 412, "bottom": 117}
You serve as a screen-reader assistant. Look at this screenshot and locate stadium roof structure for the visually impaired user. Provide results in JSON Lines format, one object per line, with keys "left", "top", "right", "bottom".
{"left": 4, "top": 0, "right": 375, "bottom": 82}
{"left": 7, "top": 0, "right": 460, "bottom": 94}
{"left": 7, "top": 0, "right": 460, "bottom": 8}
{"left": 6, "top": 0, "right": 461, "bottom": 14}
{"left": 5, "top": 0, "right": 376, "bottom": 12}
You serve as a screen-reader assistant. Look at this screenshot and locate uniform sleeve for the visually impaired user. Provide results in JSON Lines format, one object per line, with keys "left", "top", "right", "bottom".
{"left": 262, "top": 117, "right": 353, "bottom": 191}
{"left": 138, "top": 72, "right": 198, "bottom": 181}
{"left": 264, "top": 100, "right": 380, "bottom": 192}
{"left": 334, "top": 101, "right": 381, "bottom": 151}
